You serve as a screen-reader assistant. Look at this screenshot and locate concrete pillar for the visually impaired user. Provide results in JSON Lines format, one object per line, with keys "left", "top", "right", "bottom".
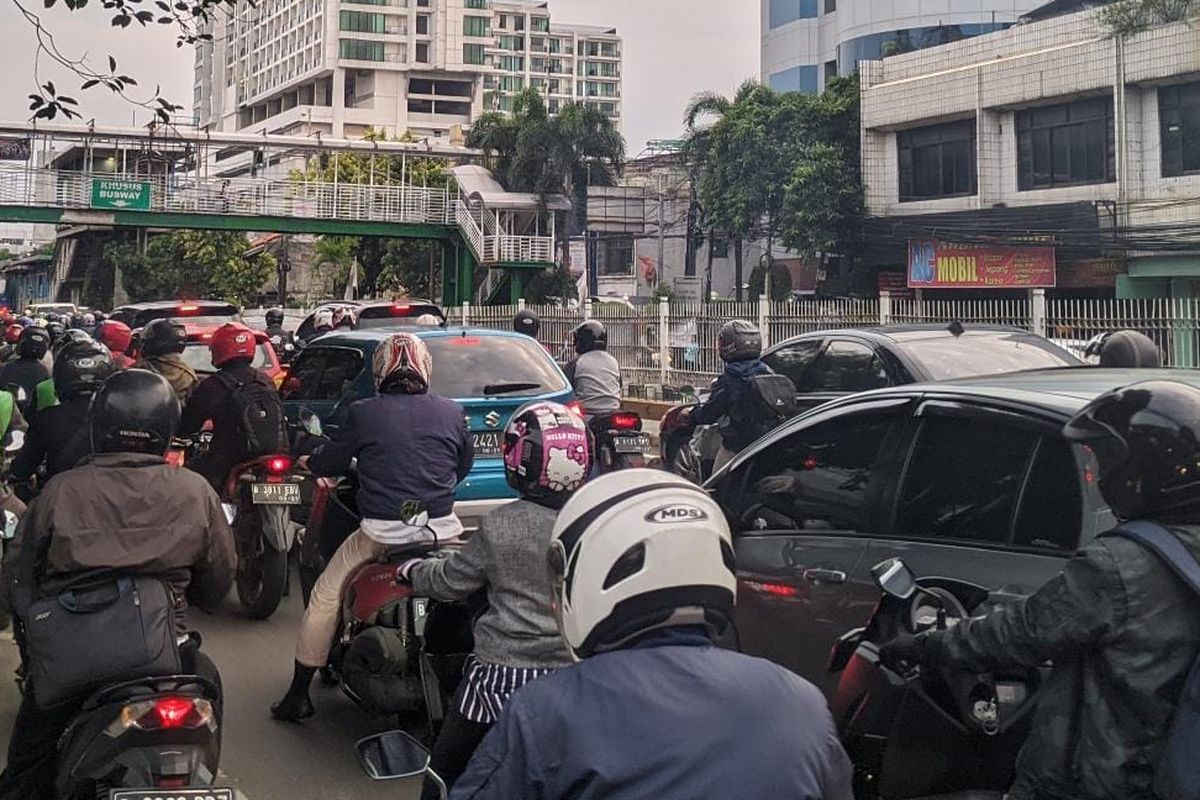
{"left": 332, "top": 67, "right": 347, "bottom": 138}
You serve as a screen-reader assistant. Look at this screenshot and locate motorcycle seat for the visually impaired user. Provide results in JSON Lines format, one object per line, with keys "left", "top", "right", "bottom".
{"left": 381, "top": 544, "right": 438, "bottom": 563}
{"left": 82, "top": 675, "right": 218, "bottom": 710}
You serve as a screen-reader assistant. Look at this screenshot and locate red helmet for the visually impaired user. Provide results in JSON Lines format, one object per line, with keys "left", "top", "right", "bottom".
{"left": 97, "top": 320, "right": 133, "bottom": 356}
{"left": 5, "top": 324, "right": 22, "bottom": 345}
{"left": 210, "top": 322, "right": 257, "bottom": 367}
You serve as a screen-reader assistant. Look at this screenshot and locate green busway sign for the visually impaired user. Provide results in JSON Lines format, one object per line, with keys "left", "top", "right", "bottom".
{"left": 91, "top": 179, "right": 152, "bottom": 211}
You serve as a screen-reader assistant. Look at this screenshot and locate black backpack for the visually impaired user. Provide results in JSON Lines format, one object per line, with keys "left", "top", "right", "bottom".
{"left": 732, "top": 372, "right": 799, "bottom": 441}
{"left": 218, "top": 372, "right": 287, "bottom": 456}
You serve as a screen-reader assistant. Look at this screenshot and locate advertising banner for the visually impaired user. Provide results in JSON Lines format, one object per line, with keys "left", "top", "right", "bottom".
{"left": 908, "top": 240, "right": 1056, "bottom": 289}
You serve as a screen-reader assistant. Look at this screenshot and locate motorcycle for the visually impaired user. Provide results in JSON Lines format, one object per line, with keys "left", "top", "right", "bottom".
{"left": 589, "top": 410, "right": 651, "bottom": 473}
{"left": 828, "top": 559, "right": 1044, "bottom": 800}
{"left": 54, "top": 649, "right": 226, "bottom": 799}
{"left": 659, "top": 383, "right": 719, "bottom": 484}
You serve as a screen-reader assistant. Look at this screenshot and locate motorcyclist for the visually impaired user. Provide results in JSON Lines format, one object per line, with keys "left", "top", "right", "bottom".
{"left": 684, "top": 319, "right": 772, "bottom": 472}
{"left": 12, "top": 341, "right": 116, "bottom": 495}
{"left": 135, "top": 319, "right": 198, "bottom": 405}
{"left": 271, "top": 332, "right": 474, "bottom": 722}
{"left": 563, "top": 320, "right": 621, "bottom": 418}
{"left": 302, "top": 307, "right": 334, "bottom": 344}
{"left": 332, "top": 306, "right": 354, "bottom": 331}
{"left": 454, "top": 470, "right": 854, "bottom": 799}
{"left": 0, "top": 368, "right": 236, "bottom": 800}
{"left": 178, "top": 322, "right": 279, "bottom": 494}
{"left": 0, "top": 327, "right": 50, "bottom": 416}
{"left": 0, "top": 324, "right": 23, "bottom": 363}
{"left": 881, "top": 380, "right": 1200, "bottom": 800}
{"left": 401, "top": 401, "right": 590, "bottom": 797}
{"left": 264, "top": 308, "right": 296, "bottom": 363}
{"left": 513, "top": 309, "right": 541, "bottom": 340}
{"left": 96, "top": 319, "right": 136, "bottom": 369}
{"left": 32, "top": 329, "right": 96, "bottom": 413}
{"left": 1090, "top": 329, "right": 1162, "bottom": 368}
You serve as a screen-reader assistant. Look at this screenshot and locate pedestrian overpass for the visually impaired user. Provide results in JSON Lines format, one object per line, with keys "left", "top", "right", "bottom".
{"left": 0, "top": 121, "right": 562, "bottom": 306}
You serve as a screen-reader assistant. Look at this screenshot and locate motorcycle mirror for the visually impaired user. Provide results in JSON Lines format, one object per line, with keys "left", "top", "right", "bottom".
{"left": 872, "top": 559, "right": 918, "bottom": 600}
{"left": 299, "top": 408, "right": 323, "bottom": 437}
{"left": 4, "top": 430, "right": 24, "bottom": 453}
{"left": 356, "top": 730, "right": 447, "bottom": 796}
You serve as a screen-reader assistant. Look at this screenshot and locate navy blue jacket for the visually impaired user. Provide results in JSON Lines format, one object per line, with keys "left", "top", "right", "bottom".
{"left": 451, "top": 628, "right": 853, "bottom": 800}
{"left": 308, "top": 392, "right": 473, "bottom": 520}
{"left": 690, "top": 359, "right": 773, "bottom": 451}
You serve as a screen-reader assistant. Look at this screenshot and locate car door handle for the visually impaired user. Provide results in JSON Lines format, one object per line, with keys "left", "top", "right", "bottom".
{"left": 802, "top": 568, "right": 847, "bottom": 585}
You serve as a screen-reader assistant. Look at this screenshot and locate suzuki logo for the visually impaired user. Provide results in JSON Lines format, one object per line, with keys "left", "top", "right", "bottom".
{"left": 485, "top": 410, "right": 502, "bottom": 428}
{"left": 644, "top": 504, "right": 709, "bottom": 524}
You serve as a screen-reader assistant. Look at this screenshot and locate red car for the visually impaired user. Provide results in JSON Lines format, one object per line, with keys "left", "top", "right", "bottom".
{"left": 178, "top": 325, "right": 285, "bottom": 387}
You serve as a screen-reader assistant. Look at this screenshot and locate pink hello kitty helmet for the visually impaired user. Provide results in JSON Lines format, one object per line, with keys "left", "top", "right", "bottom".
{"left": 503, "top": 401, "right": 592, "bottom": 502}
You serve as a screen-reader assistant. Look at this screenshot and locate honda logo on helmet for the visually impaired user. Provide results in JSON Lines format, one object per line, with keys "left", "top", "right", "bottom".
{"left": 644, "top": 504, "right": 709, "bottom": 524}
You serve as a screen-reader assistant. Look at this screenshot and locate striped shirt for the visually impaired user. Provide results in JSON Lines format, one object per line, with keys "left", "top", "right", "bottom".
{"left": 458, "top": 655, "right": 557, "bottom": 724}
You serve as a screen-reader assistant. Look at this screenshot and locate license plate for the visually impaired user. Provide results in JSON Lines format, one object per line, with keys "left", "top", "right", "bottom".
{"left": 472, "top": 431, "right": 503, "bottom": 458}
{"left": 110, "top": 789, "right": 235, "bottom": 800}
{"left": 614, "top": 434, "right": 651, "bottom": 454}
{"left": 251, "top": 483, "right": 301, "bottom": 505}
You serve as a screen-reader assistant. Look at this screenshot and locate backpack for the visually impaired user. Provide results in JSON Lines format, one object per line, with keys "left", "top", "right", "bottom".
{"left": 1108, "top": 520, "right": 1200, "bottom": 800}
{"left": 217, "top": 371, "right": 287, "bottom": 456}
{"left": 731, "top": 372, "right": 800, "bottom": 441}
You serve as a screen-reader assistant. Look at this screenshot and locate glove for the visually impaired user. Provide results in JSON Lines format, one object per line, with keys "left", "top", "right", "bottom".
{"left": 396, "top": 558, "right": 421, "bottom": 584}
{"left": 756, "top": 474, "right": 798, "bottom": 495}
{"left": 879, "top": 632, "right": 928, "bottom": 672}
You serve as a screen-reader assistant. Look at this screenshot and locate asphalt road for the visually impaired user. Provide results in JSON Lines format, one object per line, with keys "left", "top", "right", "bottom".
{"left": 0, "top": 570, "right": 424, "bottom": 800}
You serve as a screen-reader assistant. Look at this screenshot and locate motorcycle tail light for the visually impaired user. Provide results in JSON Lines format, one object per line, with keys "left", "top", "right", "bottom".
{"left": 109, "top": 697, "right": 215, "bottom": 736}
{"left": 566, "top": 401, "right": 584, "bottom": 418}
{"left": 610, "top": 412, "right": 641, "bottom": 431}
{"left": 165, "top": 450, "right": 185, "bottom": 468}
{"left": 265, "top": 456, "right": 292, "bottom": 475}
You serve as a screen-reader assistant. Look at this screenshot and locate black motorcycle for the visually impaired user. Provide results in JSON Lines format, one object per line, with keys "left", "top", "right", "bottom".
{"left": 828, "top": 559, "right": 1045, "bottom": 800}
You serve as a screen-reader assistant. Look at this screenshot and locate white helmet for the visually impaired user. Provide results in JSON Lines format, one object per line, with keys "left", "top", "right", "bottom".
{"left": 549, "top": 469, "right": 736, "bottom": 660}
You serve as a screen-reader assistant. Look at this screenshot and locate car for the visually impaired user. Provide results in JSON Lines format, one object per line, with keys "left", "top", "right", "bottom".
{"left": 706, "top": 366, "right": 1200, "bottom": 699}
{"left": 280, "top": 326, "right": 575, "bottom": 530}
{"left": 293, "top": 302, "right": 362, "bottom": 344}
{"left": 25, "top": 302, "right": 79, "bottom": 318}
{"left": 661, "top": 323, "right": 1084, "bottom": 481}
{"left": 178, "top": 327, "right": 285, "bottom": 387}
{"left": 110, "top": 300, "right": 241, "bottom": 330}
{"left": 354, "top": 299, "right": 446, "bottom": 329}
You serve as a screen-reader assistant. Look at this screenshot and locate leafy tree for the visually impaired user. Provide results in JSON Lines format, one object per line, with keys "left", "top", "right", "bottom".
{"left": 111, "top": 230, "right": 274, "bottom": 305}
{"left": 1101, "top": 0, "right": 1196, "bottom": 35}
{"left": 0, "top": 248, "right": 13, "bottom": 263}
{"left": 312, "top": 235, "right": 357, "bottom": 298}
{"left": 289, "top": 128, "right": 449, "bottom": 188}
{"left": 749, "top": 261, "right": 794, "bottom": 301}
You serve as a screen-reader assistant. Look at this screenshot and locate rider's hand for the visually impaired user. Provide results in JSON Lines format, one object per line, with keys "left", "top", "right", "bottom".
{"left": 879, "top": 632, "right": 928, "bottom": 672}
{"left": 296, "top": 455, "right": 311, "bottom": 472}
{"left": 756, "top": 474, "right": 798, "bottom": 495}
{"left": 396, "top": 559, "right": 421, "bottom": 584}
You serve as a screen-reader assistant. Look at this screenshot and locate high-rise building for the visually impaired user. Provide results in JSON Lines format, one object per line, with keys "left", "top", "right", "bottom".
{"left": 760, "top": 0, "right": 1044, "bottom": 93}
{"left": 194, "top": 0, "right": 621, "bottom": 139}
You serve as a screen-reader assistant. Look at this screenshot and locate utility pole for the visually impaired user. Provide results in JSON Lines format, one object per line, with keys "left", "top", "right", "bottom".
{"left": 277, "top": 234, "right": 290, "bottom": 307}
{"left": 657, "top": 175, "right": 666, "bottom": 286}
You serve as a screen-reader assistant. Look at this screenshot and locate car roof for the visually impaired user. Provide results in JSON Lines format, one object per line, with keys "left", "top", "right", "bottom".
{"left": 771, "top": 323, "right": 1038, "bottom": 349}
{"left": 116, "top": 300, "right": 235, "bottom": 311}
{"left": 310, "top": 326, "right": 525, "bottom": 348}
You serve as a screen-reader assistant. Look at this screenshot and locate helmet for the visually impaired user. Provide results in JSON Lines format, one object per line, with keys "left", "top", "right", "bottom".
{"left": 81, "top": 312, "right": 96, "bottom": 327}
{"left": 89, "top": 368, "right": 179, "bottom": 456}
{"left": 43, "top": 313, "right": 61, "bottom": 325}
{"left": 92, "top": 311, "right": 107, "bottom": 324}
{"left": 45, "top": 321, "right": 65, "bottom": 341}
{"left": 513, "top": 309, "right": 541, "bottom": 338}
{"left": 332, "top": 307, "right": 354, "bottom": 329}
{"left": 1064, "top": 380, "right": 1200, "bottom": 520}
{"left": 549, "top": 470, "right": 736, "bottom": 660}
{"left": 415, "top": 314, "right": 442, "bottom": 326}
{"left": 140, "top": 319, "right": 187, "bottom": 357}
{"left": 717, "top": 319, "right": 762, "bottom": 362}
{"left": 4, "top": 325, "right": 22, "bottom": 345}
{"left": 265, "top": 308, "right": 285, "bottom": 327}
{"left": 0, "top": 313, "right": 13, "bottom": 327}
{"left": 16, "top": 317, "right": 32, "bottom": 328}
{"left": 572, "top": 320, "right": 607, "bottom": 354}
{"left": 313, "top": 308, "right": 334, "bottom": 331}
{"left": 97, "top": 320, "right": 133, "bottom": 357}
{"left": 504, "top": 401, "right": 592, "bottom": 502}
{"left": 1098, "top": 330, "right": 1162, "bottom": 368}
{"left": 52, "top": 328, "right": 94, "bottom": 360}
{"left": 17, "top": 326, "right": 51, "bottom": 360}
{"left": 53, "top": 340, "right": 116, "bottom": 401}
{"left": 210, "top": 322, "right": 257, "bottom": 367}
{"left": 69, "top": 313, "right": 87, "bottom": 329}
{"left": 372, "top": 333, "right": 432, "bottom": 393}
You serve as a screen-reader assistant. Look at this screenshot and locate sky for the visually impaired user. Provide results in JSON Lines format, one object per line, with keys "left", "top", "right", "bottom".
{"left": 0, "top": 0, "right": 761, "bottom": 154}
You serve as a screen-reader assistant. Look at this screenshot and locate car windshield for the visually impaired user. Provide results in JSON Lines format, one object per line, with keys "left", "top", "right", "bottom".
{"left": 182, "top": 342, "right": 271, "bottom": 373}
{"left": 424, "top": 335, "right": 567, "bottom": 398}
{"left": 901, "top": 334, "right": 1081, "bottom": 381}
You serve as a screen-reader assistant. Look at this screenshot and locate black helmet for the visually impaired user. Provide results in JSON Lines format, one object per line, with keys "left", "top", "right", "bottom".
{"left": 52, "top": 328, "right": 93, "bottom": 360}
{"left": 1064, "top": 380, "right": 1200, "bottom": 521}
{"left": 573, "top": 320, "right": 608, "bottom": 354}
{"left": 45, "top": 321, "right": 65, "bottom": 341}
{"left": 1097, "top": 330, "right": 1162, "bottom": 368}
{"left": 513, "top": 309, "right": 541, "bottom": 338}
{"left": 53, "top": 340, "right": 116, "bottom": 401}
{"left": 17, "top": 326, "right": 50, "bottom": 360}
{"left": 69, "top": 313, "right": 87, "bottom": 329}
{"left": 141, "top": 319, "right": 188, "bottom": 357}
{"left": 90, "top": 368, "right": 180, "bottom": 456}
{"left": 266, "top": 308, "right": 285, "bottom": 327}
{"left": 717, "top": 319, "right": 762, "bottom": 363}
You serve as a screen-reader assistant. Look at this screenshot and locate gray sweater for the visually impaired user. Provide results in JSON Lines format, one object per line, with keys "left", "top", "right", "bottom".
{"left": 408, "top": 498, "right": 573, "bottom": 669}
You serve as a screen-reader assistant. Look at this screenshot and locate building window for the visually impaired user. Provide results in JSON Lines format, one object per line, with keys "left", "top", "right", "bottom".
{"left": 530, "top": 16, "right": 549, "bottom": 32}
{"left": 339, "top": 11, "right": 385, "bottom": 33}
{"left": 497, "top": 34, "right": 524, "bottom": 51}
{"left": 464, "top": 0, "right": 488, "bottom": 8}
{"left": 824, "top": 59, "right": 838, "bottom": 86}
{"left": 898, "top": 120, "right": 977, "bottom": 201}
{"left": 463, "top": 15, "right": 490, "bottom": 37}
{"left": 1017, "top": 97, "right": 1114, "bottom": 190}
{"left": 768, "top": 65, "right": 818, "bottom": 94}
{"left": 415, "top": 14, "right": 429, "bottom": 34}
{"left": 415, "top": 42, "right": 429, "bottom": 63}
{"left": 597, "top": 236, "right": 634, "bottom": 276}
{"left": 497, "top": 55, "right": 524, "bottom": 72}
{"left": 463, "top": 43, "right": 487, "bottom": 65}
{"left": 710, "top": 239, "right": 729, "bottom": 258}
{"left": 1161, "top": 81, "right": 1200, "bottom": 177}
{"left": 769, "top": 0, "right": 817, "bottom": 29}
{"left": 824, "top": 0, "right": 835, "bottom": 11}
{"left": 499, "top": 75, "right": 523, "bottom": 92}
{"left": 339, "top": 39, "right": 384, "bottom": 61}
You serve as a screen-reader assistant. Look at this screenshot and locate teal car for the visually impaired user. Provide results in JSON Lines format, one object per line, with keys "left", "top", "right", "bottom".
{"left": 282, "top": 326, "right": 576, "bottom": 530}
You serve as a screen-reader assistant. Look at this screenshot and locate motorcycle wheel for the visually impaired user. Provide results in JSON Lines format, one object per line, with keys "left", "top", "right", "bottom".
{"left": 667, "top": 432, "right": 704, "bottom": 484}
{"left": 235, "top": 511, "right": 288, "bottom": 620}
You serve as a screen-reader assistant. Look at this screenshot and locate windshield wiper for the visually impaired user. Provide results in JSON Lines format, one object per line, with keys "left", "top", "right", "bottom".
{"left": 483, "top": 382, "right": 542, "bottom": 396}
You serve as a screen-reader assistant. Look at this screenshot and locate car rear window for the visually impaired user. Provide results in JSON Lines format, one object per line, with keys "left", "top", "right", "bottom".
{"left": 182, "top": 342, "right": 271, "bottom": 374}
{"left": 901, "top": 334, "right": 1079, "bottom": 380}
{"left": 424, "top": 335, "right": 567, "bottom": 398}
{"left": 128, "top": 304, "right": 241, "bottom": 329}
{"left": 357, "top": 303, "right": 446, "bottom": 329}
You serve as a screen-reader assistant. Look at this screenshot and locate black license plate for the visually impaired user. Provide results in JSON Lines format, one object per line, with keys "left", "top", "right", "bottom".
{"left": 110, "top": 789, "right": 235, "bottom": 800}
{"left": 614, "top": 434, "right": 651, "bottom": 454}
{"left": 251, "top": 482, "right": 301, "bottom": 505}
{"left": 473, "top": 431, "right": 503, "bottom": 457}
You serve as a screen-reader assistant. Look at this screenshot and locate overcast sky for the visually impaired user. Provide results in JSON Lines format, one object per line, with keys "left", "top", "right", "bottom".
{"left": 0, "top": 0, "right": 760, "bottom": 153}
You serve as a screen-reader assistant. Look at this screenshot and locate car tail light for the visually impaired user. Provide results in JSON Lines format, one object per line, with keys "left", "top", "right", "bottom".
{"left": 165, "top": 449, "right": 185, "bottom": 468}
{"left": 178, "top": 305, "right": 199, "bottom": 314}
{"left": 566, "top": 401, "right": 584, "bottom": 418}
{"left": 610, "top": 412, "right": 640, "bottom": 431}
{"left": 266, "top": 456, "right": 292, "bottom": 475}
{"left": 111, "top": 696, "right": 215, "bottom": 734}
{"left": 392, "top": 304, "right": 411, "bottom": 314}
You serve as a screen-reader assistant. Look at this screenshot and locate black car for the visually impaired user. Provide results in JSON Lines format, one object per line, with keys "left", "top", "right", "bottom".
{"left": 110, "top": 300, "right": 241, "bottom": 329}
{"left": 661, "top": 324, "right": 1083, "bottom": 480}
{"left": 707, "top": 367, "right": 1200, "bottom": 698}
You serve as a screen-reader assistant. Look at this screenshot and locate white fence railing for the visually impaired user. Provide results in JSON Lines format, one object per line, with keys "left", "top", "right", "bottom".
{"left": 466, "top": 292, "right": 1200, "bottom": 398}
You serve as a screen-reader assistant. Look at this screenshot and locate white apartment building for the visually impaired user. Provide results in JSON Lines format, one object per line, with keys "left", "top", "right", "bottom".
{"left": 761, "top": 0, "right": 1042, "bottom": 92}
{"left": 194, "top": 0, "right": 621, "bottom": 141}
{"left": 859, "top": 6, "right": 1200, "bottom": 300}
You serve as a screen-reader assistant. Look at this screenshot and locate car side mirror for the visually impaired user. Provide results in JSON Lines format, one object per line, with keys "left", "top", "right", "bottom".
{"left": 872, "top": 558, "right": 917, "bottom": 600}
{"left": 356, "top": 731, "right": 447, "bottom": 797}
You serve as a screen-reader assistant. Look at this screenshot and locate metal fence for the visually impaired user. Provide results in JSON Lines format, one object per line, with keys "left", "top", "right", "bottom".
{"left": 465, "top": 292, "right": 1200, "bottom": 397}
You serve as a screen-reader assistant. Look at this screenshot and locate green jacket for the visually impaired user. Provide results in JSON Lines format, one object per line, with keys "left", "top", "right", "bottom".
{"left": 925, "top": 523, "right": 1200, "bottom": 800}
{"left": 136, "top": 353, "right": 199, "bottom": 406}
